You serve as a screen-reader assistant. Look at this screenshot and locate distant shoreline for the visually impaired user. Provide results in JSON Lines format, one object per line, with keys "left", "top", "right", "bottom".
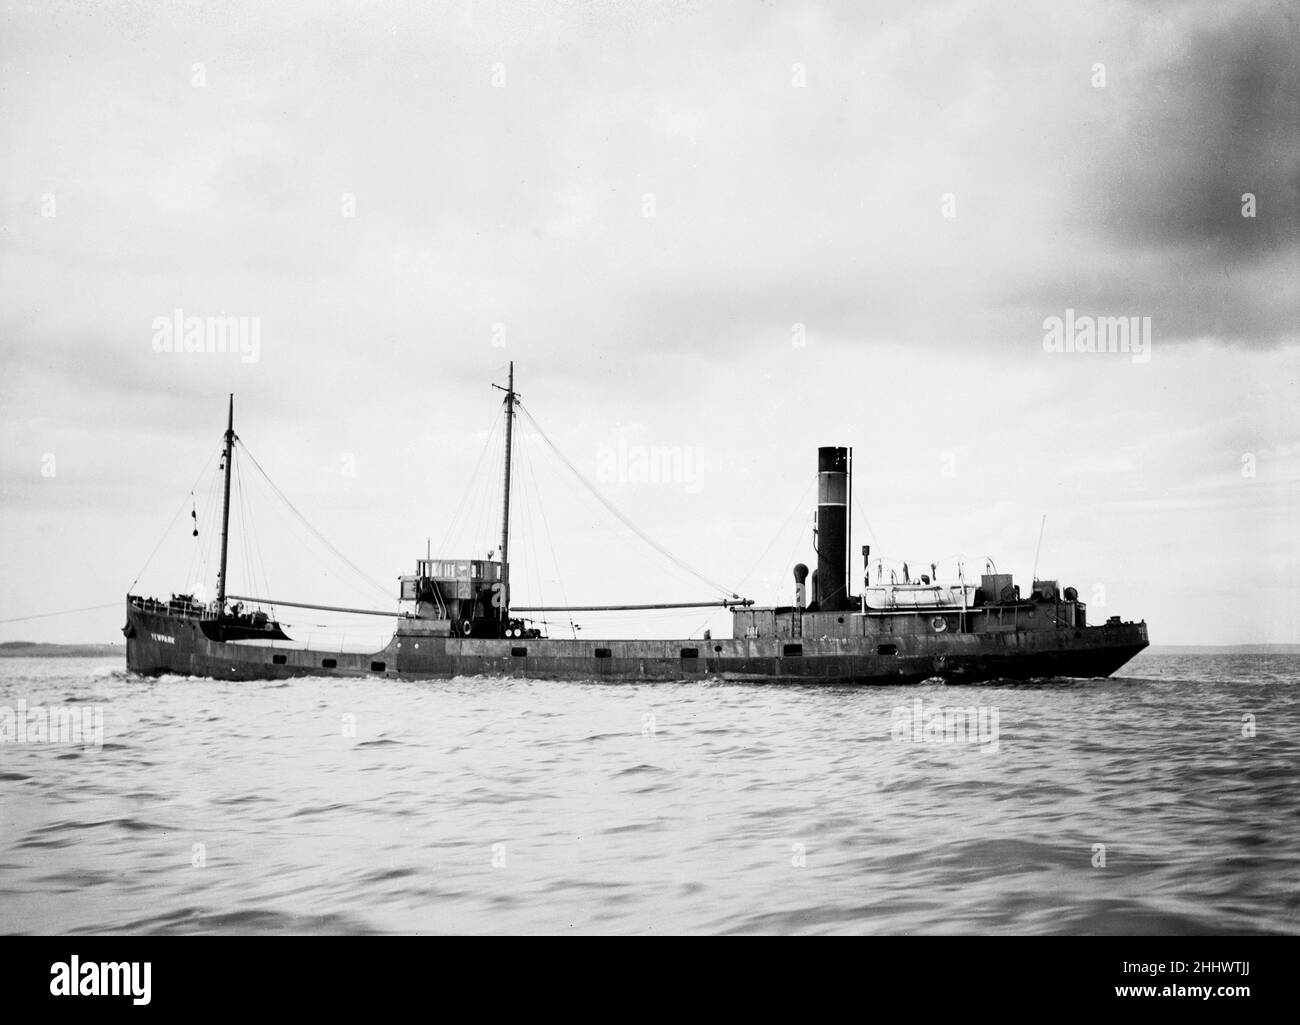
{"left": 0, "top": 642, "right": 125, "bottom": 658}
{"left": 1141, "top": 644, "right": 1300, "bottom": 655}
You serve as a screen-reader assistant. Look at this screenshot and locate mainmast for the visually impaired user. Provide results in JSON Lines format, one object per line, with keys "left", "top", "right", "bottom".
{"left": 216, "top": 394, "right": 235, "bottom": 612}
{"left": 494, "top": 363, "right": 518, "bottom": 628}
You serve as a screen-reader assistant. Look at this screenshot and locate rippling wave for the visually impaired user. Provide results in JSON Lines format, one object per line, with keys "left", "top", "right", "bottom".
{"left": 0, "top": 652, "right": 1296, "bottom": 934}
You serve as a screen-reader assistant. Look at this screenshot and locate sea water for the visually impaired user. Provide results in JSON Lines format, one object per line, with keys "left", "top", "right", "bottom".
{"left": 0, "top": 652, "right": 1296, "bottom": 934}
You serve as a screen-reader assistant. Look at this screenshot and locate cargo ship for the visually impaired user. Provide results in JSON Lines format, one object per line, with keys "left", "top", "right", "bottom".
{"left": 124, "top": 365, "right": 1148, "bottom": 682}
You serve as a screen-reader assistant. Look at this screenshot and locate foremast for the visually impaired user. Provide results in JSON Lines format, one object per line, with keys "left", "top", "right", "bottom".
{"left": 216, "top": 394, "right": 235, "bottom": 613}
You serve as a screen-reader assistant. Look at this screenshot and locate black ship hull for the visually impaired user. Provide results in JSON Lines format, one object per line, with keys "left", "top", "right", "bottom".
{"left": 124, "top": 600, "right": 1147, "bottom": 685}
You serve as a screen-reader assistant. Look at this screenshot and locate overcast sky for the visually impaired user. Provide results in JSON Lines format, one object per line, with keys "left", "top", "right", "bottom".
{"left": 1, "top": 0, "right": 1296, "bottom": 646}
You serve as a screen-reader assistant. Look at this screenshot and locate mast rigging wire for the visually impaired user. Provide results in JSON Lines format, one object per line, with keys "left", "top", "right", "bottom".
{"left": 236, "top": 439, "right": 394, "bottom": 605}
{"left": 437, "top": 405, "right": 503, "bottom": 557}
{"left": 0, "top": 604, "right": 121, "bottom": 625}
{"left": 130, "top": 440, "right": 222, "bottom": 591}
{"left": 516, "top": 402, "right": 741, "bottom": 600}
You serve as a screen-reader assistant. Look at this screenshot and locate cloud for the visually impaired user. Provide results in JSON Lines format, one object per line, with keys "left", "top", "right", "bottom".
{"left": 0, "top": 0, "right": 1296, "bottom": 644}
{"left": 1082, "top": 0, "right": 1299, "bottom": 256}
